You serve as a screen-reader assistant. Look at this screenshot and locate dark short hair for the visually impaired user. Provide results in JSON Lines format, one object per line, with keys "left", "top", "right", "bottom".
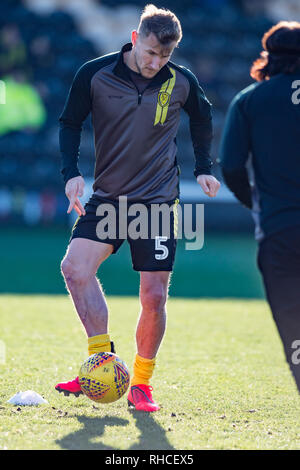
{"left": 251, "top": 21, "right": 300, "bottom": 81}
{"left": 137, "top": 4, "right": 182, "bottom": 46}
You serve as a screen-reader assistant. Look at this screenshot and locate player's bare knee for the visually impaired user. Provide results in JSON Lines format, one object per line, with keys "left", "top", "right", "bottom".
{"left": 61, "top": 257, "right": 90, "bottom": 288}
{"left": 141, "top": 285, "right": 167, "bottom": 314}
{"left": 60, "top": 257, "right": 72, "bottom": 279}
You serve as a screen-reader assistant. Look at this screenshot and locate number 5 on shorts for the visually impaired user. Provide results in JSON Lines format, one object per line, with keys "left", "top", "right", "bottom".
{"left": 155, "top": 236, "right": 169, "bottom": 260}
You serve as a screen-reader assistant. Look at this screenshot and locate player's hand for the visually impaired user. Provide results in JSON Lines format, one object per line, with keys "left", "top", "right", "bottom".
{"left": 65, "top": 176, "right": 86, "bottom": 216}
{"left": 197, "top": 174, "right": 221, "bottom": 197}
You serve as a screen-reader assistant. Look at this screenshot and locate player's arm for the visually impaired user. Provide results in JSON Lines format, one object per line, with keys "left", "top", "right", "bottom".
{"left": 183, "top": 70, "right": 220, "bottom": 197}
{"left": 59, "top": 63, "right": 92, "bottom": 215}
{"left": 218, "top": 94, "right": 252, "bottom": 209}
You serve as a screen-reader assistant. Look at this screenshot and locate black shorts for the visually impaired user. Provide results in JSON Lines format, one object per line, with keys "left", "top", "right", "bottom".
{"left": 70, "top": 194, "right": 179, "bottom": 272}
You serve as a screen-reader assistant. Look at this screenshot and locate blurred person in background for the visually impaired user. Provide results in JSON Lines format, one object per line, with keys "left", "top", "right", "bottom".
{"left": 55, "top": 3, "right": 220, "bottom": 411}
{"left": 0, "top": 24, "right": 27, "bottom": 76}
{"left": 219, "top": 21, "right": 300, "bottom": 393}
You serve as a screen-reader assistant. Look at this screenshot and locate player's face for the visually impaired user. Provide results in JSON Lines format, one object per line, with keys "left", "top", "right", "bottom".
{"left": 133, "top": 32, "right": 177, "bottom": 78}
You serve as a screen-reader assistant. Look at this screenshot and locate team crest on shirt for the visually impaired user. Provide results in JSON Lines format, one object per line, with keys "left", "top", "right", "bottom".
{"left": 158, "top": 91, "right": 171, "bottom": 107}
{"left": 154, "top": 67, "right": 176, "bottom": 126}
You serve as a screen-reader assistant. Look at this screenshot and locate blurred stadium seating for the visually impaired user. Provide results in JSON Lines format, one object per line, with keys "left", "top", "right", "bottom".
{"left": 0, "top": 0, "right": 298, "bottom": 226}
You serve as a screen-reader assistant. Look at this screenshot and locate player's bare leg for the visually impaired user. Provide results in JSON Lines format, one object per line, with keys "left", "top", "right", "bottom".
{"left": 55, "top": 238, "right": 114, "bottom": 397}
{"left": 137, "top": 271, "right": 170, "bottom": 358}
{"left": 128, "top": 271, "right": 170, "bottom": 411}
{"left": 60, "top": 238, "right": 113, "bottom": 337}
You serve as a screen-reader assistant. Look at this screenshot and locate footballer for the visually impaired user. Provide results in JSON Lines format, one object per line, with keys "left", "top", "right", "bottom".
{"left": 220, "top": 21, "right": 300, "bottom": 393}
{"left": 55, "top": 4, "right": 220, "bottom": 411}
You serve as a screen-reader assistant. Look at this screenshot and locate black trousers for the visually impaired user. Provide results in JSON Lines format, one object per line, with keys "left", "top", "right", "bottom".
{"left": 258, "top": 226, "right": 300, "bottom": 393}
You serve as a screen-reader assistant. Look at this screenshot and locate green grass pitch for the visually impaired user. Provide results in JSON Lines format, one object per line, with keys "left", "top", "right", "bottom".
{"left": 0, "top": 295, "right": 299, "bottom": 450}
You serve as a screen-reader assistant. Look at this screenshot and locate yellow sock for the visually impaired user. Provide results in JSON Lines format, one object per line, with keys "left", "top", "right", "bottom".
{"left": 131, "top": 354, "right": 156, "bottom": 386}
{"left": 88, "top": 334, "right": 111, "bottom": 356}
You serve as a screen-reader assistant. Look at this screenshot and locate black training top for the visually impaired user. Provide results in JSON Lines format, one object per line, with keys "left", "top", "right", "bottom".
{"left": 59, "top": 43, "right": 213, "bottom": 203}
{"left": 219, "top": 71, "right": 300, "bottom": 241}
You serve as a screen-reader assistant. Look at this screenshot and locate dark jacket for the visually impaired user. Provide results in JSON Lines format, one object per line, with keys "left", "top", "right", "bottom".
{"left": 219, "top": 71, "right": 300, "bottom": 240}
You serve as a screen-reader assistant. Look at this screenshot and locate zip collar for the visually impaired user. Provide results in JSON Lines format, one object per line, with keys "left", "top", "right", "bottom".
{"left": 113, "top": 42, "right": 173, "bottom": 88}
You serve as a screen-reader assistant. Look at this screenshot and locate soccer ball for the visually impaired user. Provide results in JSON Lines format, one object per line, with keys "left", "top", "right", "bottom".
{"left": 78, "top": 352, "right": 130, "bottom": 404}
